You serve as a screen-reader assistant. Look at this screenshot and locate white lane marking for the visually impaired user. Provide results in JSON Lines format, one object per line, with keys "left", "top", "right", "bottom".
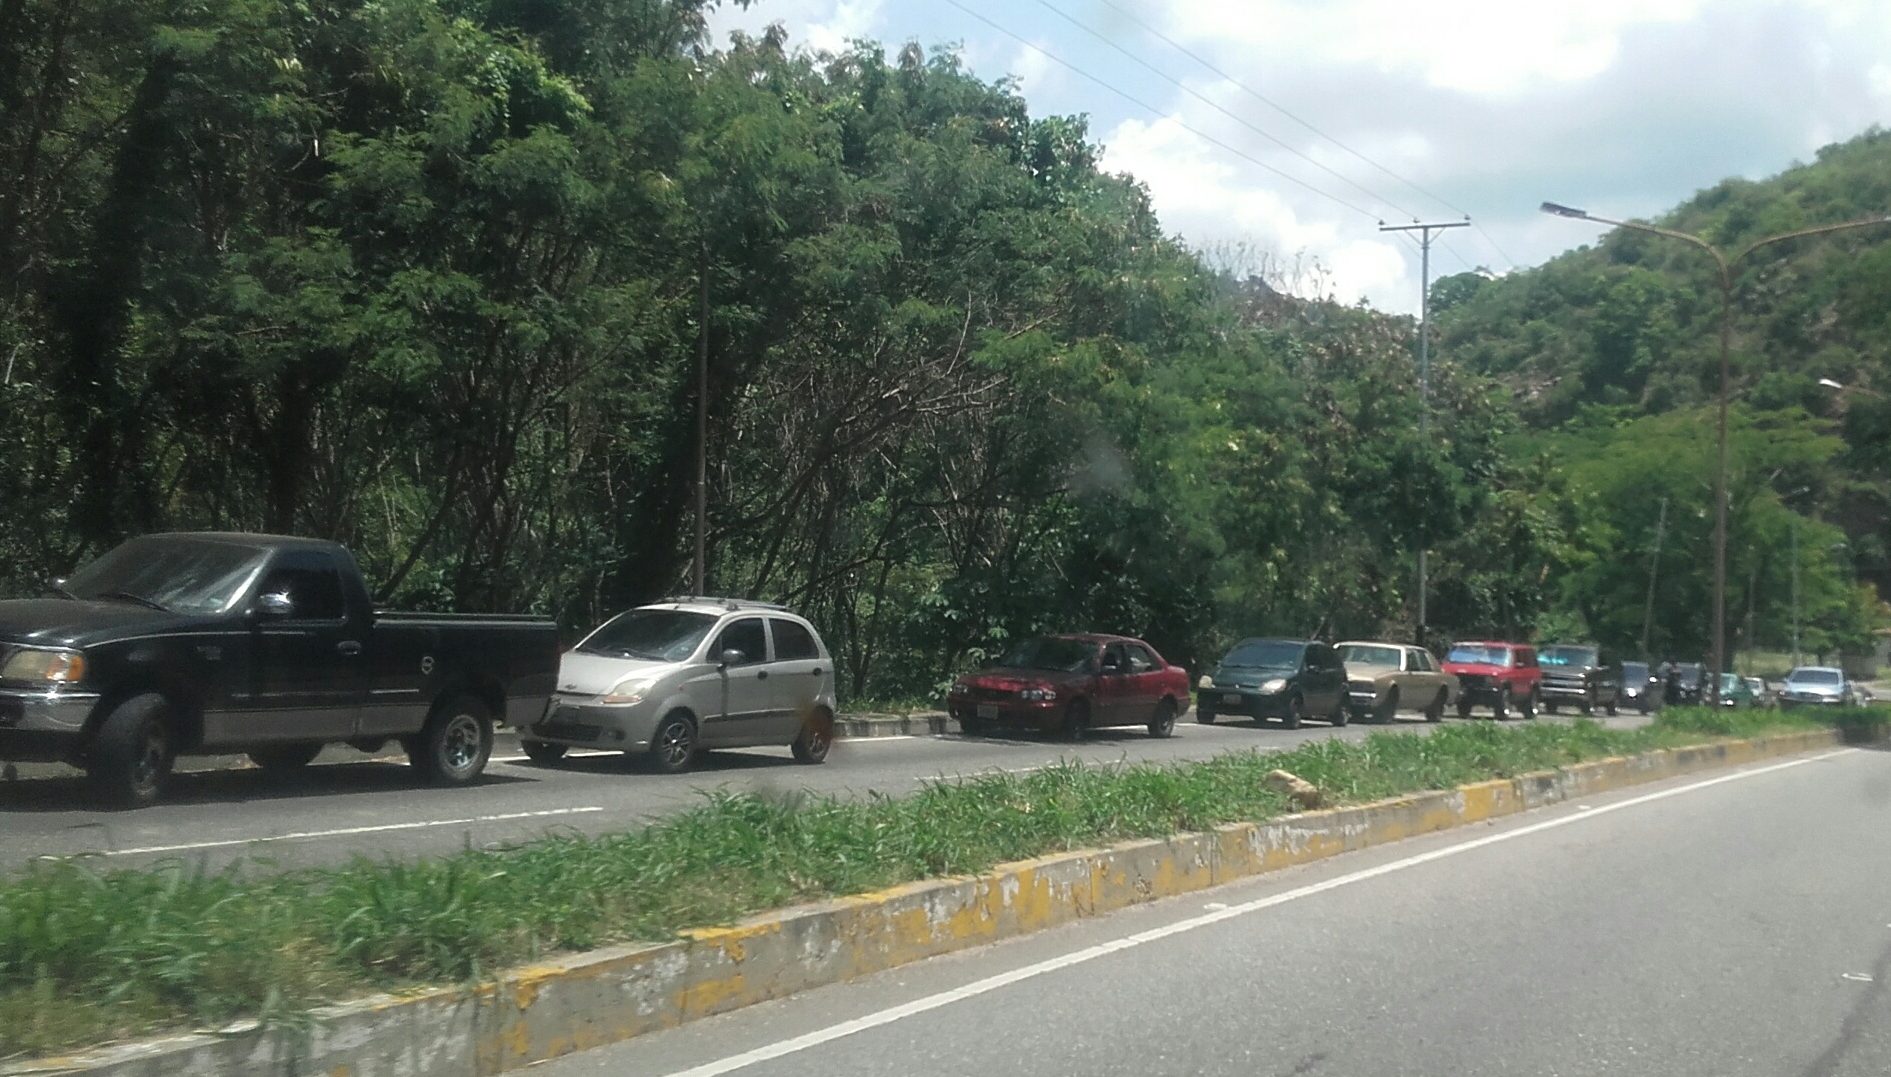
{"left": 661, "top": 749, "right": 1851, "bottom": 1077}
{"left": 54, "top": 807, "right": 607, "bottom": 859}
{"left": 491, "top": 750, "right": 617, "bottom": 765}
{"left": 1842, "top": 973, "right": 1875, "bottom": 983}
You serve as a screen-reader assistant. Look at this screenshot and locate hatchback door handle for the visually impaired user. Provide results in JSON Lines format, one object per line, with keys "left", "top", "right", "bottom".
{"left": 337, "top": 640, "right": 362, "bottom": 656}
{"left": 812, "top": 668, "right": 824, "bottom": 677}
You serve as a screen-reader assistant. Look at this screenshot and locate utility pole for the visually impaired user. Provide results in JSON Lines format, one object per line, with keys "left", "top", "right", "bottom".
{"left": 1641, "top": 496, "right": 1667, "bottom": 658}
{"left": 694, "top": 236, "right": 709, "bottom": 595}
{"left": 1379, "top": 217, "right": 1469, "bottom": 643}
{"left": 1790, "top": 516, "right": 1801, "bottom": 667}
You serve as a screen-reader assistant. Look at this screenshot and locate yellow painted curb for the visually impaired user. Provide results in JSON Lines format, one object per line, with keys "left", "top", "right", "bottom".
{"left": 6, "top": 728, "right": 1844, "bottom": 1077}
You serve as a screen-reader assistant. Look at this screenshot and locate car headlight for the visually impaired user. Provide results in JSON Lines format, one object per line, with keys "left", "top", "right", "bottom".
{"left": 1, "top": 648, "right": 86, "bottom": 685}
{"left": 1198, "top": 674, "right": 1214, "bottom": 689}
{"left": 600, "top": 679, "right": 653, "bottom": 706}
{"left": 1018, "top": 687, "right": 1058, "bottom": 702}
{"left": 1261, "top": 678, "right": 1287, "bottom": 693}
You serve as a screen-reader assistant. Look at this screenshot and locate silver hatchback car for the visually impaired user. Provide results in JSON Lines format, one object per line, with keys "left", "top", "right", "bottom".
{"left": 523, "top": 598, "right": 839, "bottom": 773}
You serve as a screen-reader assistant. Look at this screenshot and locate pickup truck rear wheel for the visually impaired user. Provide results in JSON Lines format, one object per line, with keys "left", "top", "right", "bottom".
{"left": 249, "top": 744, "right": 322, "bottom": 771}
{"left": 521, "top": 740, "right": 568, "bottom": 765}
{"left": 411, "top": 694, "right": 493, "bottom": 786}
{"left": 88, "top": 693, "right": 175, "bottom": 809}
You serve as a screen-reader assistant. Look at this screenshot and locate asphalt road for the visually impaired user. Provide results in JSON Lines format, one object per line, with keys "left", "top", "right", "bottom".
{"left": 0, "top": 706, "right": 1556, "bottom": 872}
{"left": 538, "top": 741, "right": 1888, "bottom": 1077}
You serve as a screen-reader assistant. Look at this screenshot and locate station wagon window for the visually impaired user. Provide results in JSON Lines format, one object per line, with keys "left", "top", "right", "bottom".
{"left": 258, "top": 553, "right": 345, "bottom": 621}
{"left": 714, "top": 618, "right": 768, "bottom": 666}
{"left": 770, "top": 618, "right": 820, "bottom": 661}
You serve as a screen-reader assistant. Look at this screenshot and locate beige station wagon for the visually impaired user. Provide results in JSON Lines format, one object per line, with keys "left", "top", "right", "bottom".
{"left": 1337, "top": 641, "right": 1459, "bottom": 723}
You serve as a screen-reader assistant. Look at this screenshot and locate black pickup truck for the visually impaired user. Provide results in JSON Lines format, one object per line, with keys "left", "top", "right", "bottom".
{"left": 0, "top": 533, "right": 559, "bottom": 806}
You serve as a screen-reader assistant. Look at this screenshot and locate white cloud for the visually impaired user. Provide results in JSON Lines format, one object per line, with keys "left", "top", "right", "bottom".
{"left": 706, "top": 0, "right": 885, "bottom": 53}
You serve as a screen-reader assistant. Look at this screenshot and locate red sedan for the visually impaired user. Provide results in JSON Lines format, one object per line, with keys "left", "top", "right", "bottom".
{"left": 946, "top": 634, "right": 1190, "bottom": 739}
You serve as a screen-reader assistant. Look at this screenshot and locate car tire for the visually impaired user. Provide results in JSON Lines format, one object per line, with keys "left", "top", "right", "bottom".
{"left": 1195, "top": 706, "right": 1217, "bottom": 725}
{"left": 1579, "top": 693, "right": 1594, "bottom": 716}
{"left": 1376, "top": 687, "right": 1399, "bottom": 724}
{"left": 88, "top": 693, "right": 175, "bottom": 809}
{"left": 1149, "top": 698, "right": 1178, "bottom": 738}
{"left": 791, "top": 709, "right": 834, "bottom": 764}
{"left": 1545, "top": 700, "right": 1559, "bottom": 714}
{"left": 249, "top": 744, "right": 322, "bottom": 771}
{"left": 1424, "top": 689, "right": 1447, "bottom": 723}
{"left": 646, "top": 711, "right": 698, "bottom": 774}
{"left": 521, "top": 740, "right": 568, "bottom": 765}
{"left": 1638, "top": 696, "right": 1652, "bottom": 716}
{"left": 410, "top": 694, "right": 495, "bottom": 786}
{"left": 1062, "top": 699, "right": 1091, "bottom": 741}
{"left": 1521, "top": 689, "right": 1538, "bottom": 720}
{"left": 959, "top": 716, "right": 989, "bottom": 736}
{"left": 1281, "top": 695, "right": 1303, "bottom": 730}
{"left": 1493, "top": 686, "right": 1511, "bottom": 721}
{"left": 1330, "top": 697, "right": 1350, "bottom": 727}
{"left": 1605, "top": 697, "right": 1618, "bottom": 717}
{"left": 1456, "top": 698, "right": 1473, "bottom": 720}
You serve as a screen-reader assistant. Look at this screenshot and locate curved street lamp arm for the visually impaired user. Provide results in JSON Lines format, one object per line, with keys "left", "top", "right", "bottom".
{"left": 1735, "top": 215, "right": 1891, "bottom": 265}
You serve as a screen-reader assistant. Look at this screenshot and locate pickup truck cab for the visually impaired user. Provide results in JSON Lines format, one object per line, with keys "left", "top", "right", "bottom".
{"left": 1537, "top": 642, "right": 1620, "bottom": 716}
{"left": 0, "top": 532, "right": 559, "bottom": 806}
{"left": 1441, "top": 641, "right": 1541, "bottom": 720}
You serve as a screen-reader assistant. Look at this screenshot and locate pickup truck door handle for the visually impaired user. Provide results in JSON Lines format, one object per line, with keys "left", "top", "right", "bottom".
{"left": 756, "top": 670, "right": 769, "bottom": 680}
{"left": 337, "top": 640, "right": 363, "bottom": 656}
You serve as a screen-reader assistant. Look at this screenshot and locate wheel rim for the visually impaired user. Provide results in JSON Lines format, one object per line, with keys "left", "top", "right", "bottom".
{"left": 442, "top": 714, "right": 482, "bottom": 773}
{"left": 658, "top": 720, "right": 693, "bottom": 767}
{"left": 1155, "top": 702, "right": 1176, "bottom": 732}
{"left": 134, "top": 724, "right": 167, "bottom": 792}
{"left": 805, "top": 723, "right": 830, "bottom": 756}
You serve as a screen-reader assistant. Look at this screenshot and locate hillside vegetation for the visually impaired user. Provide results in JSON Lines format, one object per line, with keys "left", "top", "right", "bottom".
{"left": 0, "top": 0, "right": 1879, "bottom": 696}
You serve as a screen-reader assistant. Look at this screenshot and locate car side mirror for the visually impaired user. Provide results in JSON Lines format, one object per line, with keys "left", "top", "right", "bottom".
{"left": 256, "top": 592, "right": 293, "bottom": 618}
{"left": 718, "top": 648, "right": 746, "bottom": 668}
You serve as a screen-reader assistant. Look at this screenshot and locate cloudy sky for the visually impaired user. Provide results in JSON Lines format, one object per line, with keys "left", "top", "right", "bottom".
{"left": 705, "top": 0, "right": 1891, "bottom": 313}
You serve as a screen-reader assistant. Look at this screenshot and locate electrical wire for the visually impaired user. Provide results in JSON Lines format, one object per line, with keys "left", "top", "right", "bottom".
{"left": 941, "top": 0, "right": 1384, "bottom": 221}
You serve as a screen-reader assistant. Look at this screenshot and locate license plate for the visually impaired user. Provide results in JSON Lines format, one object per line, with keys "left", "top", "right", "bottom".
{"left": 976, "top": 704, "right": 999, "bottom": 719}
{"left": 1223, "top": 693, "right": 1244, "bottom": 704}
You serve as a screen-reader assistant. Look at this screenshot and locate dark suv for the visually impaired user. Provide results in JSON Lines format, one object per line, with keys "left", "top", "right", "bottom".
{"left": 1537, "top": 643, "right": 1620, "bottom": 716}
{"left": 1197, "top": 638, "right": 1348, "bottom": 729}
{"left": 1660, "top": 662, "right": 1706, "bottom": 706}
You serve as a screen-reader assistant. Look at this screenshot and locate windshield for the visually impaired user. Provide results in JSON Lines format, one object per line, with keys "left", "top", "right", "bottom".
{"left": 1673, "top": 665, "right": 1703, "bottom": 686}
{"left": 1622, "top": 662, "right": 1650, "bottom": 680}
{"left": 65, "top": 536, "right": 267, "bottom": 615}
{"left": 1719, "top": 673, "right": 1743, "bottom": 691}
{"left": 997, "top": 637, "right": 1097, "bottom": 672}
{"left": 579, "top": 608, "right": 718, "bottom": 661}
{"left": 1221, "top": 639, "right": 1304, "bottom": 670}
{"left": 1539, "top": 646, "right": 1597, "bottom": 668}
{"left": 1446, "top": 645, "right": 1510, "bottom": 666}
{"left": 1338, "top": 644, "right": 1400, "bottom": 667}
{"left": 1787, "top": 668, "right": 1843, "bottom": 685}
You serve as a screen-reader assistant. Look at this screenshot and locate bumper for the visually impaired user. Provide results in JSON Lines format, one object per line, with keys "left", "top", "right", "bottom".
{"left": 1199, "top": 687, "right": 1296, "bottom": 718}
{"left": 0, "top": 688, "right": 100, "bottom": 761}
{"left": 948, "top": 697, "right": 1061, "bottom": 730}
{"left": 1779, "top": 694, "right": 1846, "bottom": 708}
{"left": 1454, "top": 681, "right": 1525, "bottom": 704}
{"left": 1539, "top": 681, "right": 1592, "bottom": 703}
{"left": 526, "top": 699, "right": 661, "bottom": 749}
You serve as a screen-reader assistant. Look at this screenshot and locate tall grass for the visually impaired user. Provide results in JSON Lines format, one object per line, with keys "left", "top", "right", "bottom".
{"left": 0, "top": 706, "right": 1860, "bottom": 1059}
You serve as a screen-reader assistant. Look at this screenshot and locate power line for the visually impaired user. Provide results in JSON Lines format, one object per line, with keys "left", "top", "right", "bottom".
{"left": 1033, "top": 0, "right": 1417, "bottom": 221}
{"left": 941, "top": 0, "right": 1383, "bottom": 221}
{"left": 1092, "top": 0, "right": 1520, "bottom": 271}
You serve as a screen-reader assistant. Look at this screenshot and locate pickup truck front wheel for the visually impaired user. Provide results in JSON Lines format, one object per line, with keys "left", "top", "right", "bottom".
{"left": 89, "top": 693, "right": 175, "bottom": 809}
{"left": 410, "top": 695, "right": 493, "bottom": 786}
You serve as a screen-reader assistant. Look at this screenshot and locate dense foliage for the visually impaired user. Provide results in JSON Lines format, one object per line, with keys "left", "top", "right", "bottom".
{"left": 0, "top": 0, "right": 1880, "bottom": 697}
{"left": 1435, "top": 130, "right": 1891, "bottom": 662}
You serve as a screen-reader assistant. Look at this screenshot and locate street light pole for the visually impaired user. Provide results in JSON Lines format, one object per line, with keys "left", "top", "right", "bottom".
{"left": 1539, "top": 202, "right": 1891, "bottom": 704}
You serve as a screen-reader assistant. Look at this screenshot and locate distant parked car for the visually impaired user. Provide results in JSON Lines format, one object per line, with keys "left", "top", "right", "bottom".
{"left": 1197, "top": 638, "right": 1348, "bottom": 729}
{"left": 1619, "top": 661, "right": 1662, "bottom": 714}
{"left": 1744, "top": 676, "right": 1774, "bottom": 709}
{"left": 1537, "top": 642, "right": 1620, "bottom": 716}
{"left": 1441, "top": 641, "right": 1541, "bottom": 720}
{"left": 1660, "top": 662, "right": 1707, "bottom": 706}
{"left": 947, "top": 634, "right": 1189, "bottom": 739}
{"left": 1337, "top": 641, "right": 1457, "bottom": 723}
{"left": 529, "top": 598, "right": 838, "bottom": 773}
{"left": 1779, "top": 665, "right": 1854, "bottom": 709}
{"left": 1716, "top": 673, "right": 1757, "bottom": 708}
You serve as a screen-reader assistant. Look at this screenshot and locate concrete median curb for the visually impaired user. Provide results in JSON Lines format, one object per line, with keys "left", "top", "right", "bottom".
{"left": 7, "top": 727, "right": 1842, "bottom": 1077}
{"left": 833, "top": 711, "right": 949, "bottom": 738}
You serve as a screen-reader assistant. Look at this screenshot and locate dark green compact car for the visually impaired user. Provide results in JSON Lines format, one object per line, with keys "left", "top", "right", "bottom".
{"left": 1195, "top": 638, "right": 1348, "bottom": 729}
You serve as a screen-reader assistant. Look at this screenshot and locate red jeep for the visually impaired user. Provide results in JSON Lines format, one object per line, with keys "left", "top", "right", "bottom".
{"left": 946, "top": 634, "right": 1190, "bottom": 739}
{"left": 1440, "top": 641, "right": 1542, "bottom": 720}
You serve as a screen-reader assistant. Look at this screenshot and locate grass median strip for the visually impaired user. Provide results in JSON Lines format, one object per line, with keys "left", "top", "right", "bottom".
{"left": 0, "top": 706, "right": 1873, "bottom": 1060}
